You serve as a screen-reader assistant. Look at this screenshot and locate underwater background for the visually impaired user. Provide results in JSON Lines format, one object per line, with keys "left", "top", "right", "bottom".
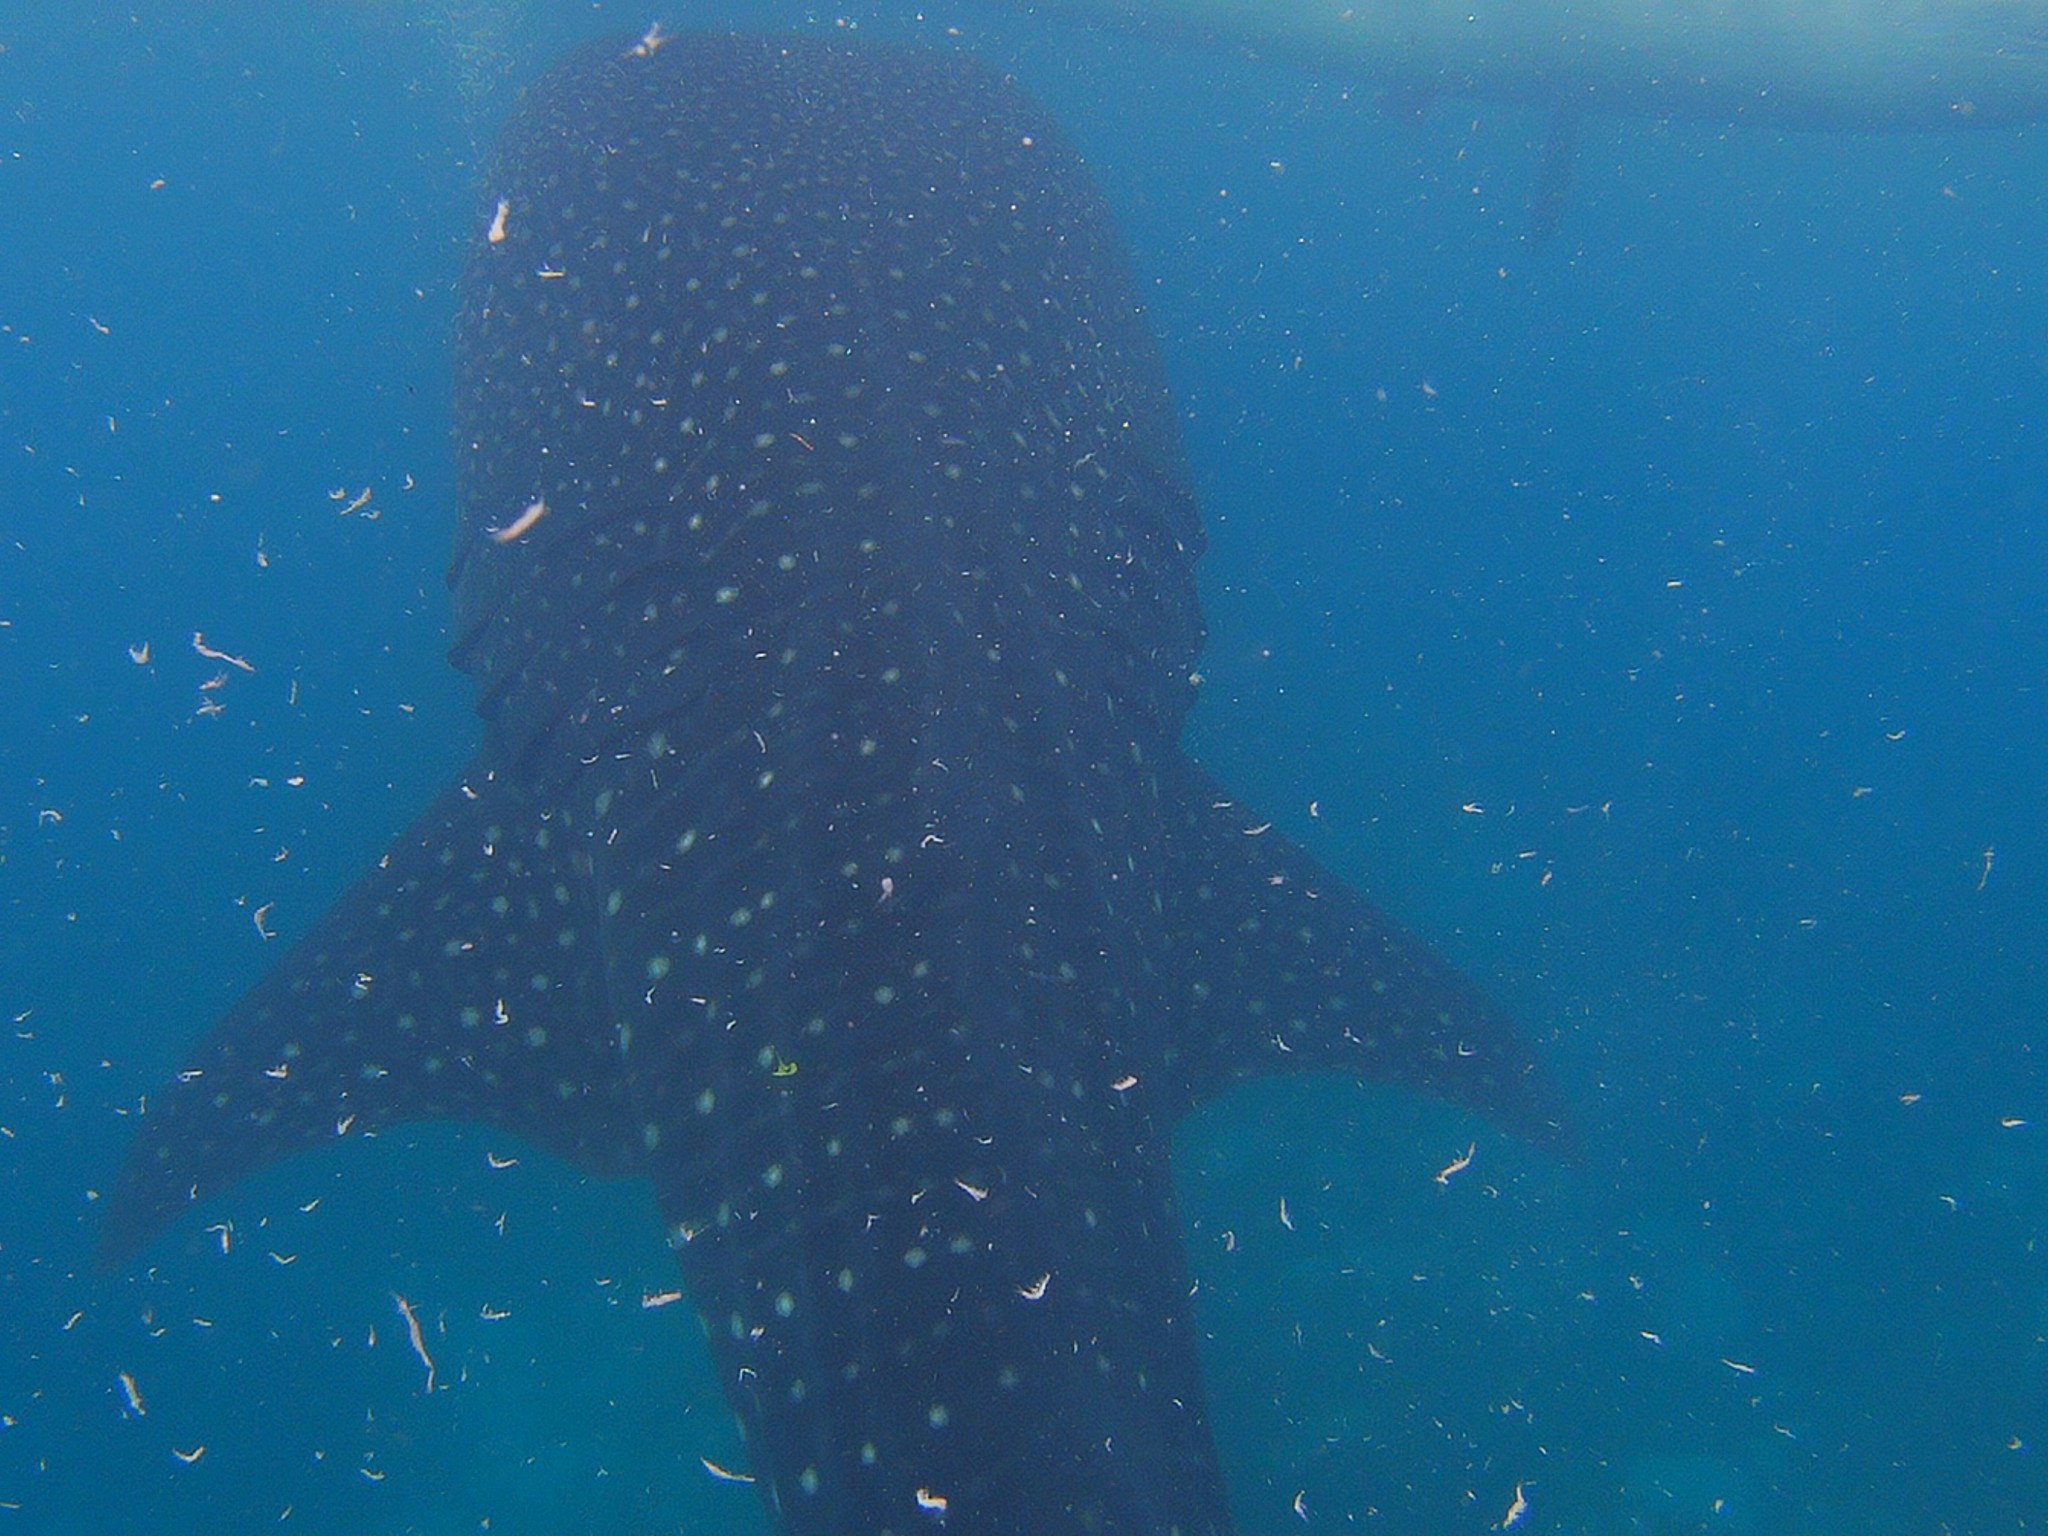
{"left": 1, "top": 1, "right": 2043, "bottom": 1530}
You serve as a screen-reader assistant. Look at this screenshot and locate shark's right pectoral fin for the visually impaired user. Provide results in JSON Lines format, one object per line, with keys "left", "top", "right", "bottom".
{"left": 1158, "top": 758, "right": 1570, "bottom": 1150}
{"left": 99, "top": 758, "right": 637, "bottom": 1268}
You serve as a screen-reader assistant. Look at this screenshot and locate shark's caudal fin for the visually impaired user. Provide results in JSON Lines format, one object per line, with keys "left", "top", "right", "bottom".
{"left": 97, "top": 761, "right": 637, "bottom": 1268}
{"left": 1157, "top": 760, "right": 1570, "bottom": 1149}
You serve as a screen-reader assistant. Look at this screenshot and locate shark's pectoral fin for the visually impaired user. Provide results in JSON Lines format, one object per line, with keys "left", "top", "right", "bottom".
{"left": 1159, "top": 759, "right": 1569, "bottom": 1148}
{"left": 99, "top": 758, "right": 634, "bottom": 1267}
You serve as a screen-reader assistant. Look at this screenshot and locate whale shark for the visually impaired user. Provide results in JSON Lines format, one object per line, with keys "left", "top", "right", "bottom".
{"left": 1027, "top": 0, "right": 2048, "bottom": 129}
{"left": 101, "top": 31, "right": 1565, "bottom": 1535}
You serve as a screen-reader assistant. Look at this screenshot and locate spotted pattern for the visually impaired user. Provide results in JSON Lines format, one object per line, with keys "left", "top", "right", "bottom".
{"left": 102, "top": 32, "right": 1563, "bottom": 1536}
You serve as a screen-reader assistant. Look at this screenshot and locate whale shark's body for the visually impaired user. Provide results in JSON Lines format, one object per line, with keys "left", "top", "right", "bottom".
{"left": 1036, "top": 0, "right": 2048, "bottom": 128}
{"left": 103, "top": 33, "right": 1563, "bottom": 1535}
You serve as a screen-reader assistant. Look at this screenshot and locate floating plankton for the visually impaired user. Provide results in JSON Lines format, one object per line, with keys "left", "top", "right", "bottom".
{"left": 490, "top": 497, "right": 548, "bottom": 544}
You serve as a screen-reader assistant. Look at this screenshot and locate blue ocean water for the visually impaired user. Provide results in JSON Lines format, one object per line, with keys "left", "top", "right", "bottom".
{"left": 1, "top": 3, "right": 2042, "bottom": 1532}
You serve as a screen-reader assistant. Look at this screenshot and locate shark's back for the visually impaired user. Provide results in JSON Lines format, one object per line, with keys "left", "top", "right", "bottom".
{"left": 446, "top": 34, "right": 1206, "bottom": 778}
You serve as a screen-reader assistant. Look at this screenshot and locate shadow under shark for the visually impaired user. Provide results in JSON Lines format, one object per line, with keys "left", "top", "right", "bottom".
{"left": 102, "top": 31, "right": 1566, "bottom": 1536}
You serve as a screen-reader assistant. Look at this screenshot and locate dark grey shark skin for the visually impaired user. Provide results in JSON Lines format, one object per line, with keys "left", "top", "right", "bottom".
{"left": 101, "top": 33, "right": 1566, "bottom": 1536}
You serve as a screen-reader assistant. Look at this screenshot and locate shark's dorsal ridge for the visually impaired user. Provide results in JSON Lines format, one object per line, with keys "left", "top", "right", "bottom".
{"left": 105, "top": 32, "right": 1565, "bottom": 1534}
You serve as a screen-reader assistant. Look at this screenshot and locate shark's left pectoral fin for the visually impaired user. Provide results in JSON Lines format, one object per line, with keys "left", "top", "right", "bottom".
{"left": 100, "top": 760, "right": 635, "bottom": 1267}
{"left": 1159, "top": 759, "right": 1569, "bottom": 1148}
